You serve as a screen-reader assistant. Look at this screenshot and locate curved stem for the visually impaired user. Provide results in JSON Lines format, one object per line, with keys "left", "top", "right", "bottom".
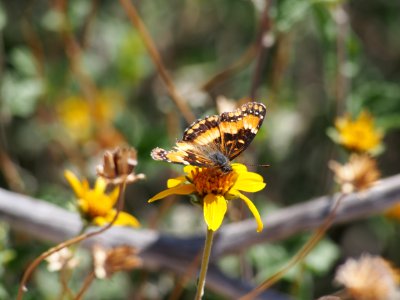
{"left": 59, "top": 267, "right": 74, "bottom": 299}
{"left": 168, "top": 252, "right": 202, "bottom": 300}
{"left": 17, "top": 182, "right": 127, "bottom": 300}
{"left": 240, "top": 193, "right": 346, "bottom": 300}
{"left": 118, "top": 0, "right": 195, "bottom": 124}
{"left": 200, "top": 45, "right": 257, "bottom": 93}
{"left": 194, "top": 229, "right": 215, "bottom": 300}
{"left": 249, "top": 0, "right": 272, "bottom": 100}
{"left": 58, "top": 226, "right": 86, "bottom": 300}
{"left": 74, "top": 271, "right": 96, "bottom": 300}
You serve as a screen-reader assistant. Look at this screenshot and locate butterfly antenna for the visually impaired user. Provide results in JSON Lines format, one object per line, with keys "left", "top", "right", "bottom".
{"left": 244, "top": 163, "right": 271, "bottom": 169}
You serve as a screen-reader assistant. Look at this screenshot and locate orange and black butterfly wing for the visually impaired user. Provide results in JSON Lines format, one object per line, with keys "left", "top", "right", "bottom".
{"left": 219, "top": 102, "right": 266, "bottom": 160}
{"left": 151, "top": 102, "right": 266, "bottom": 167}
{"left": 150, "top": 115, "right": 222, "bottom": 167}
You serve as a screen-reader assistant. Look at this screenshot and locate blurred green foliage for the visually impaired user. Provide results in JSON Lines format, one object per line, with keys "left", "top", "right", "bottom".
{"left": 0, "top": 0, "right": 400, "bottom": 299}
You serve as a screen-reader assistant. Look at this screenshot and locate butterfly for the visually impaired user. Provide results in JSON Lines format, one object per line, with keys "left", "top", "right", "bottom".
{"left": 151, "top": 102, "right": 266, "bottom": 172}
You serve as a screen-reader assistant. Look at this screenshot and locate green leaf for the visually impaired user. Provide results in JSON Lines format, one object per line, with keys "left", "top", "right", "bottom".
{"left": 305, "top": 238, "right": 340, "bottom": 274}
{"left": 1, "top": 74, "right": 44, "bottom": 117}
{"left": 276, "top": 0, "right": 312, "bottom": 32}
{"left": 10, "top": 48, "right": 37, "bottom": 77}
{"left": 326, "top": 127, "right": 340, "bottom": 144}
{"left": 41, "top": 9, "right": 64, "bottom": 32}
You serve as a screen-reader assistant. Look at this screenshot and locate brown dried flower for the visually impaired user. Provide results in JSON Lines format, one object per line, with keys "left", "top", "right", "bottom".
{"left": 97, "top": 147, "right": 145, "bottom": 185}
{"left": 93, "top": 245, "right": 142, "bottom": 279}
{"left": 329, "top": 154, "right": 380, "bottom": 193}
{"left": 335, "top": 254, "right": 400, "bottom": 300}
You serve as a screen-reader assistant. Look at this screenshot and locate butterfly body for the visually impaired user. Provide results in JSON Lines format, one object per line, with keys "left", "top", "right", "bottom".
{"left": 151, "top": 102, "right": 266, "bottom": 172}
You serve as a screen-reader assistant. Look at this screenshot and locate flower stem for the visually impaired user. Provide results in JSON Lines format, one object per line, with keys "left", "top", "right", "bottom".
{"left": 17, "top": 182, "right": 127, "bottom": 300}
{"left": 74, "top": 271, "right": 95, "bottom": 300}
{"left": 194, "top": 229, "right": 214, "bottom": 300}
{"left": 239, "top": 193, "right": 346, "bottom": 300}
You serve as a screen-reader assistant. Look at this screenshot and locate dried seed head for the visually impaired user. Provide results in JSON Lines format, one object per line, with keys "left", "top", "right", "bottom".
{"left": 329, "top": 154, "right": 380, "bottom": 193}
{"left": 97, "top": 147, "right": 145, "bottom": 185}
{"left": 93, "top": 245, "right": 142, "bottom": 279}
{"left": 335, "top": 254, "right": 400, "bottom": 300}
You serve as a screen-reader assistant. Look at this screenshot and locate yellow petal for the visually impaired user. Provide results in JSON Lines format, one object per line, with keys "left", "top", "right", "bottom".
{"left": 203, "top": 194, "right": 227, "bottom": 231}
{"left": 93, "top": 210, "right": 141, "bottom": 228}
{"left": 148, "top": 184, "right": 196, "bottom": 202}
{"left": 232, "top": 163, "right": 248, "bottom": 172}
{"left": 183, "top": 165, "right": 198, "bottom": 180}
{"left": 108, "top": 187, "right": 120, "bottom": 206}
{"left": 92, "top": 216, "right": 108, "bottom": 226}
{"left": 114, "top": 211, "right": 141, "bottom": 227}
{"left": 233, "top": 172, "right": 266, "bottom": 192}
{"left": 94, "top": 177, "right": 107, "bottom": 195}
{"left": 82, "top": 179, "right": 89, "bottom": 191}
{"left": 167, "top": 176, "right": 187, "bottom": 188}
{"left": 183, "top": 165, "right": 197, "bottom": 174}
{"left": 64, "top": 170, "right": 85, "bottom": 198}
{"left": 236, "top": 192, "right": 263, "bottom": 232}
{"left": 77, "top": 198, "right": 89, "bottom": 213}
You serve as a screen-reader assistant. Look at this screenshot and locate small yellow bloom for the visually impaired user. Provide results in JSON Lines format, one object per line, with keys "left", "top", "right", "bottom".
{"left": 64, "top": 170, "right": 140, "bottom": 227}
{"left": 335, "top": 111, "right": 383, "bottom": 153}
{"left": 149, "top": 163, "right": 266, "bottom": 232}
{"left": 57, "top": 91, "right": 121, "bottom": 142}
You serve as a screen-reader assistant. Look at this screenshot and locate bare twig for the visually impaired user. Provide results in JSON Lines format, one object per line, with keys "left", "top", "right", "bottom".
{"left": 54, "top": 0, "right": 98, "bottom": 102}
{"left": 332, "top": 3, "right": 349, "bottom": 116}
{"left": 0, "top": 149, "right": 25, "bottom": 193}
{"left": 80, "top": 0, "right": 99, "bottom": 49}
{"left": 168, "top": 253, "right": 201, "bottom": 300}
{"left": 74, "top": 271, "right": 96, "bottom": 300}
{"left": 118, "top": 0, "right": 195, "bottom": 124}
{"left": 250, "top": 0, "right": 273, "bottom": 100}
{"left": 200, "top": 45, "right": 257, "bottom": 93}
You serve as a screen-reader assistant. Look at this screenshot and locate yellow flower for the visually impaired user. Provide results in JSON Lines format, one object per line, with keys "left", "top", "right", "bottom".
{"left": 57, "top": 91, "right": 121, "bottom": 142}
{"left": 64, "top": 170, "right": 140, "bottom": 227}
{"left": 149, "top": 163, "right": 266, "bottom": 232}
{"left": 335, "top": 111, "right": 383, "bottom": 153}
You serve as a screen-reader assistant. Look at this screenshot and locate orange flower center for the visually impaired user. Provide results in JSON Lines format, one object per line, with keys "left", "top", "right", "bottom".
{"left": 189, "top": 167, "right": 237, "bottom": 196}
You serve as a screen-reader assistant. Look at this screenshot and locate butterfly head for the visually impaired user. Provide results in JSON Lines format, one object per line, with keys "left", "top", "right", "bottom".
{"left": 209, "top": 151, "right": 232, "bottom": 173}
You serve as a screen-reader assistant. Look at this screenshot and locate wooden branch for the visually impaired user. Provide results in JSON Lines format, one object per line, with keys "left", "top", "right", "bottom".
{"left": 213, "top": 174, "right": 400, "bottom": 256}
{"left": 0, "top": 188, "right": 287, "bottom": 300}
{"left": 1, "top": 174, "right": 400, "bottom": 298}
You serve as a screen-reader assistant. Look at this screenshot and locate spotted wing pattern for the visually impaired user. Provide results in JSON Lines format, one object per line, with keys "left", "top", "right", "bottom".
{"left": 150, "top": 102, "right": 266, "bottom": 169}
{"left": 151, "top": 114, "right": 221, "bottom": 167}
